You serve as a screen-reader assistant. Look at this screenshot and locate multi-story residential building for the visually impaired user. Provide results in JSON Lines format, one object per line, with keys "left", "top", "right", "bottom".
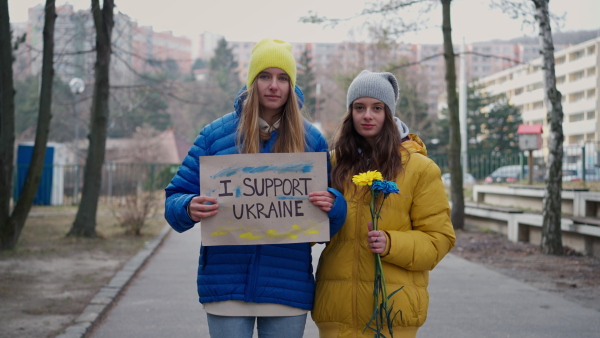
{"left": 132, "top": 25, "right": 192, "bottom": 75}
{"left": 475, "top": 37, "right": 599, "bottom": 165}
{"left": 203, "top": 32, "right": 562, "bottom": 119}
{"left": 197, "top": 31, "right": 224, "bottom": 61}
{"left": 21, "top": 5, "right": 191, "bottom": 85}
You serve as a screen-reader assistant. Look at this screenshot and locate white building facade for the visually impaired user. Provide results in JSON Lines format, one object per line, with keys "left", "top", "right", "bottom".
{"left": 475, "top": 37, "right": 599, "bottom": 167}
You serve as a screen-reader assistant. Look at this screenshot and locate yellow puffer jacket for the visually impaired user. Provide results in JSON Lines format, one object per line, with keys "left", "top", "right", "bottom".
{"left": 312, "top": 134, "right": 456, "bottom": 337}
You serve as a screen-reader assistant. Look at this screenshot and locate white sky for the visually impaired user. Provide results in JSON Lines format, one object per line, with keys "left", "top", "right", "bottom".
{"left": 8, "top": 0, "right": 600, "bottom": 45}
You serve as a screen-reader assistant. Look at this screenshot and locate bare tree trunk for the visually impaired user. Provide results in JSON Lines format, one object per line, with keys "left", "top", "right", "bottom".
{"left": 441, "top": 0, "right": 464, "bottom": 229}
{"left": 534, "top": 0, "right": 563, "bottom": 255}
{"left": 0, "top": 0, "right": 17, "bottom": 248}
{"left": 0, "top": 0, "right": 56, "bottom": 250}
{"left": 68, "top": 0, "right": 114, "bottom": 237}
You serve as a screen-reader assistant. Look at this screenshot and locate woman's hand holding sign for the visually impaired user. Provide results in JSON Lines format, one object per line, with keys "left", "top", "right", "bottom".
{"left": 308, "top": 191, "right": 335, "bottom": 212}
{"left": 188, "top": 196, "right": 219, "bottom": 222}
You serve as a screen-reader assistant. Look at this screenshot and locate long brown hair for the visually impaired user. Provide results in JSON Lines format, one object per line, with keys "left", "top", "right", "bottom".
{"left": 237, "top": 81, "right": 306, "bottom": 153}
{"left": 330, "top": 105, "right": 406, "bottom": 193}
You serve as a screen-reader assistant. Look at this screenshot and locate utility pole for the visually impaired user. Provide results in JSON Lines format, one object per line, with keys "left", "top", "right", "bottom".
{"left": 459, "top": 39, "right": 468, "bottom": 179}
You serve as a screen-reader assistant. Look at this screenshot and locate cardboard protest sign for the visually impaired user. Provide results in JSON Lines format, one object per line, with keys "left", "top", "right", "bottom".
{"left": 199, "top": 152, "right": 329, "bottom": 246}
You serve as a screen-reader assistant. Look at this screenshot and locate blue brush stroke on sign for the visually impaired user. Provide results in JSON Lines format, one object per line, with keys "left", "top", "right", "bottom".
{"left": 212, "top": 163, "right": 313, "bottom": 179}
{"left": 277, "top": 196, "right": 308, "bottom": 200}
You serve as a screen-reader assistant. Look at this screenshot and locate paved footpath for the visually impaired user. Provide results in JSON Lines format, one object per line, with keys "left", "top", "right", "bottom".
{"left": 81, "top": 225, "right": 599, "bottom": 338}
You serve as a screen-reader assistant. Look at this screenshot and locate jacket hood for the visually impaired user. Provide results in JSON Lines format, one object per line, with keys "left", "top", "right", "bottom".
{"left": 233, "top": 85, "right": 305, "bottom": 114}
{"left": 402, "top": 133, "right": 427, "bottom": 156}
{"left": 393, "top": 117, "right": 410, "bottom": 139}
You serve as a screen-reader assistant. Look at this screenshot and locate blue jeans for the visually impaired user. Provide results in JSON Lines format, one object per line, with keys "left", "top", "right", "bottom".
{"left": 206, "top": 313, "right": 307, "bottom": 338}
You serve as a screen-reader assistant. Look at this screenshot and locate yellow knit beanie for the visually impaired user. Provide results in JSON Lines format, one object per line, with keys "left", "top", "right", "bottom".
{"left": 246, "top": 38, "right": 296, "bottom": 88}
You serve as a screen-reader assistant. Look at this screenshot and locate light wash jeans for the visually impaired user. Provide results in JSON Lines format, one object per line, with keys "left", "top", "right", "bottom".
{"left": 206, "top": 313, "right": 307, "bottom": 338}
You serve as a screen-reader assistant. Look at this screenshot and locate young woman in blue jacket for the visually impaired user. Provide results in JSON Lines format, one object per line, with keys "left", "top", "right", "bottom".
{"left": 164, "top": 38, "right": 347, "bottom": 338}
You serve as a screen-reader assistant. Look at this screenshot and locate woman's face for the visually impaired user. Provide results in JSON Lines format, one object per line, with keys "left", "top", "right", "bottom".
{"left": 351, "top": 97, "right": 386, "bottom": 145}
{"left": 255, "top": 67, "right": 291, "bottom": 116}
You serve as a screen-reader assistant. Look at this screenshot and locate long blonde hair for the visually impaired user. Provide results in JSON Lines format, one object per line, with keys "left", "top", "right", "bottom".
{"left": 237, "top": 81, "right": 306, "bottom": 153}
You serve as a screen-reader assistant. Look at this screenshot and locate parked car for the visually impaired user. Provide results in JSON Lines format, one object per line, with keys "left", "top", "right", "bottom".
{"left": 484, "top": 165, "right": 544, "bottom": 184}
{"left": 562, "top": 167, "right": 600, "bottom": 182}
{"left": 442, "top": 172, "right": 477, "bottom": 186}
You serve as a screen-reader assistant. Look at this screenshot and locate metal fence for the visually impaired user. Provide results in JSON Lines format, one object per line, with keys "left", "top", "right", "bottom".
{"left": 429, "top": 141, "right": 600, "bottom": 183}
{"left": 12, "top": 162, "right": 179, "bottom": 206}
{"left": 12, "top": 142, "right": 600, "bottom": 206}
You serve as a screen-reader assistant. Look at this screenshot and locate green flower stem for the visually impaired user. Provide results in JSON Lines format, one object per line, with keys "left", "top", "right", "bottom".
{"left": 371, "top": 189, "right": 391, "bottom": 336}
{"left": 376, "top": 253, "right": 388, "bottom": 309}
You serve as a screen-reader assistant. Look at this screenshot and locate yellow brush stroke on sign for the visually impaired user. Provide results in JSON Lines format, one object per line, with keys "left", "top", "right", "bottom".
{"left": 266, "top": 229, "right": 278, "bottom": 236}
{"left": 211, "top": 231, "right": 228, "bottom": 237}
{"left": 291, "top": 224, "right": 301, "bottom": 231}
{"left": 288, "top": 234, "right": 299, "bottom": 239}
{"left": 239, "top": 232, "right": 262, "bottom": 240}
{"left": 305, "top": 229, "right": 319, "bottom": 235}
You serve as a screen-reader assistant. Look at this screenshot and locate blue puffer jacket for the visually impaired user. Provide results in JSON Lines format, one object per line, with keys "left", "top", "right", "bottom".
{"left": 164, "top": 86, "right": 347, "bottom": 310}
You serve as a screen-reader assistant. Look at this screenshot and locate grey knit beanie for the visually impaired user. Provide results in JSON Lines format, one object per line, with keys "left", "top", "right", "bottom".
{"left": 347, "top": 70, "right": 399, "bottom": 114}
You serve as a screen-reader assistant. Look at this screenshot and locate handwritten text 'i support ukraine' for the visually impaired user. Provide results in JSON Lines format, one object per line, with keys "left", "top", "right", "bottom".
{"left": 218, "top": 178, "right": 312, "bottom": 220}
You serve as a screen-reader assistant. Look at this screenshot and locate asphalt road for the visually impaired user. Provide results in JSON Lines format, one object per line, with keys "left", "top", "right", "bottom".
{"left": 89, "top": 225, "right": 600, "bottom": 338}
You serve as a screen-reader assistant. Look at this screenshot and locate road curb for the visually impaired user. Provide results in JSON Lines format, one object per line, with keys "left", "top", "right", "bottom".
{"left": 55, "top": 224, "right": 172, "bottom": 338}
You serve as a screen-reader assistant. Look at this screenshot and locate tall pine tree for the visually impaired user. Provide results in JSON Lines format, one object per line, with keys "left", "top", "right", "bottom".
{"left": 209, "top": 38, "right": 240, "bottom": 95}
{"left": 204, "top": 38, "right": 241, "bottom": 119}
{"left": 467, "top": 87, "right": 522, "bottom": 153}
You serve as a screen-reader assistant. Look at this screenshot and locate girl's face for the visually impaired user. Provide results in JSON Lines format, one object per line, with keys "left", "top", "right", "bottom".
{"left": 351, "top": 97, "right": 386, "bottom": 145}
{"left": 256, "top": 67, "right": 291, "bottom": 116}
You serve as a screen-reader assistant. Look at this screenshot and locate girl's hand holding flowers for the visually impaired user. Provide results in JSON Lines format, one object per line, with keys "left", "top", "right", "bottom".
{"left": 367, "top": 222, "right": 386, "bottom": 254}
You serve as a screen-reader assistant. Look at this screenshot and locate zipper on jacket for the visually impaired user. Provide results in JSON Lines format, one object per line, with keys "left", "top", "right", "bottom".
{"left": 245, "top": 245, "right": 261, "bottom": 301}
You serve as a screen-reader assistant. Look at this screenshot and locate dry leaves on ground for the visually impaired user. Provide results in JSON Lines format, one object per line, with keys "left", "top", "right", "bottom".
{"left": 0, "top": 207, "right": 165, "bottom": 338}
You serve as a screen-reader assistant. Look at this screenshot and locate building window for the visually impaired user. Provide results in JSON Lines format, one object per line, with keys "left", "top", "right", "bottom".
{"left": 569, "top": 91, "right": 585, "bottom": 103}
{"left": 532, "top": 101, "right": 544, "bottom": 110}
{"left": 569, "top": 134, "right": 584, "bottom": 144}
{"left": 555, "top": 55, "right": 566, "bottom": 64}
{"left": 586, "top": 133, "right": 595, "bottom": 142}
{"left": 569, "top": 113, "right": 585, "bottom": 122}
{"left": 557, "top": 75, "right": 566, "bottom": 84}
{"left": 587, "top": 89, "right": 596, "bottom": 99}
{"left": 569, "top": 70, "right": 585, "bottom": 82}
{"left": 587, "top": 111, "right": 596, "bottom": 120}
{"left": 587, "top": 45, "right": 596, "bottom": 56}
{"left": 527, "top": 82, "right": 543, "bottom": 92}
{"left": 587, "top": 67, "right": 596, "bottom": 77}
{"left": 569, "top": 49, "right": 584, "bottom": 61}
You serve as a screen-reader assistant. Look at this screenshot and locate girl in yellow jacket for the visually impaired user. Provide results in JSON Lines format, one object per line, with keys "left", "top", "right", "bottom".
{"left": 312, "top": 70, "right": 456, "bottom": 338}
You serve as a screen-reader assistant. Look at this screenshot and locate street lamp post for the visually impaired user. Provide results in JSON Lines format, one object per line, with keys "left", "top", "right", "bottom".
{"left": 69, "top": 78, "right": 85, "bottom": 204}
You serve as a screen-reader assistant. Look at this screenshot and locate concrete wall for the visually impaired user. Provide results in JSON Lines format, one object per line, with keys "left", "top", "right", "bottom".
{"left": 465, "top": 202, "right": 600, "bottom": 258}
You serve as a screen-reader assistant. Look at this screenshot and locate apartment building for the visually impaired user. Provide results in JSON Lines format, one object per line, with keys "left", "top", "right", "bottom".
{"left": 197, "top": 31, "right": 224, "bottom": 61}
{"left": 202, "top": 32, "right": 560, "bottom": 118}
{"left": 475, "top": 37, "right": 599, "bottom": 164}
{"left": 133, "top": 25, "right": 192, "bottom": 75}
{"left": 21, "top": 5, "right": 192, "bottom": 85}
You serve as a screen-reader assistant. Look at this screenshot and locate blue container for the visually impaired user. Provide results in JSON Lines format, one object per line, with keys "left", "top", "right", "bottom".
{"left": 13, "top": 143, "right": 65, "bottom": 205}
